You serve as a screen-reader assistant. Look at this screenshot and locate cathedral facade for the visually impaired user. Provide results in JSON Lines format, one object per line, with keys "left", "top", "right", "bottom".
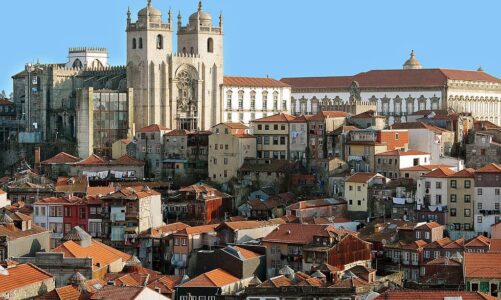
{"left": 126, "top": 1, "right": 223, "bottom": 131}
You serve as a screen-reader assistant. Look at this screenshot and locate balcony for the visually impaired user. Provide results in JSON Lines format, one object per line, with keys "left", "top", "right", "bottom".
{"left": 479, "top": 209, "right": 501, "bottom": 216}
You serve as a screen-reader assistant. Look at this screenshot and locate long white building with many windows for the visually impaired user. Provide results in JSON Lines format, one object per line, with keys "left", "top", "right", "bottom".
{"left": 281, "top": 51, "right": 501, "bottom": 125}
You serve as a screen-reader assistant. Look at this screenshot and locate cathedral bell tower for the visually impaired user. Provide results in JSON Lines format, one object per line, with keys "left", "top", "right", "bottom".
{"left": 175, "top": 1, "right": 224, "bottom": 130}
{"left": 126, "top": 0, "right": 173, "bottom": 130}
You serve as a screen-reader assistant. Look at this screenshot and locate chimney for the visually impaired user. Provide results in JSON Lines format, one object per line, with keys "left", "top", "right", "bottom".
{"left": 34, "top": 147, "right": 41, "bottom": 173}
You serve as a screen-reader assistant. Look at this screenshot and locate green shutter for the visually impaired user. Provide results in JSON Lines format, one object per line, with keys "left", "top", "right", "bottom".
{"left": 466, "top": 282, "right": 470, "bottom": 291}
{"left": 480, "top": 281, "right": 489, "bottom": 293}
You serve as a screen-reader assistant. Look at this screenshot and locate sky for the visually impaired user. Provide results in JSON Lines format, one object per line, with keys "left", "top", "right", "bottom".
{"left": 0, "top": 0, "right": 500, "bottom": 94}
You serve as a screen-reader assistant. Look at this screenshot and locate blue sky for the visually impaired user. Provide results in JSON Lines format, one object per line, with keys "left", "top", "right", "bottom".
{"left": 0, "top": 0, "right": 499, "bottom": 93}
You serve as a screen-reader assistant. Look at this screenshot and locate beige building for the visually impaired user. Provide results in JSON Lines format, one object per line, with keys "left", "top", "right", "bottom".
{"left": 209, "top": 122, "right": 256, "bottom": 183}
{"left": 127, "top": 1, "right": 224, "bottom": 131}
{"left": 344, "top": 172, "right": 387, "bottom": 213}
{"left": 251, "top": 113, "right": 295, "bottom": 160}
{"left": 447, "top": 168, "right": 476, "bottom": 232}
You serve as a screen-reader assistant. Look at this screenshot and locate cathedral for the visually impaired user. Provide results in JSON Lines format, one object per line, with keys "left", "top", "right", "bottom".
{"left": 126, "top": 1, "right": 224, "bottom": 131}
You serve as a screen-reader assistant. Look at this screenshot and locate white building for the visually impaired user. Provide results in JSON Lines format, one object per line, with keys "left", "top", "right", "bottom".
{"left": 222, "top": 76, "right": 291, "bottom": 124}
{"left": 374, "top": 149, "right": 431, "bottom": 179}
{"left": 281, "top": 51, "right": 501, "bottom": 125}
{"left": 66, "top": 47, "right": 109, "bottom": 69}
{"left": 0, "top": 189, "right": 10, "bottom": 208}
{"left": 474, "top": 163, "right": 501, "bottom": 236}
{"left": 416, "top": 167, "right": 455, "bottom": 209}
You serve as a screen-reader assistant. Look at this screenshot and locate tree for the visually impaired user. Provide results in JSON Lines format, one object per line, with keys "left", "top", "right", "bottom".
{"left": 0, "top": 90, "right": 6, "bottom": 99}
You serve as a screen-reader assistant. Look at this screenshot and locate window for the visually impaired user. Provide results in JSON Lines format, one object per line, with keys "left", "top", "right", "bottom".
{"left": 132, "top": 38, "right": 137, "bottom": 49}
{"left": 465, "top": 180, "right": 471, "bottom": 188}
{"left": 224, "top": 158, "right": 228, "bottom": 165}
{"left": 273, "top": 92, "right": 278, "bottom": 110}
{"left": 416, "top": 231, "right": 421, "bottom": 239}
{"left": 262, "top": 92, "right": 268, "bottom": 109}
{"left": 250, "top": 92, "right": 256, "bottom": 110}
{"left": 280, "top": 136, "right": 286, "bottom": 145}
{"left": 424, "top": 250, "right": 430, "bottom": 258}
{"left": 496, "top": 203, "right": 500, "bottom": 210}
{"left": 450, "top": 208, "right": 456, "bottom": 217}
{"left": 425, "top": 232, "right": 430, "bottom": 240}
{"left": 450, "top": 194, "right": 457, "bottom": 202}
{"left": 138, "top": 38, "right": 143, "bottom": 49}
{"left": 395, "top": 133, "right": 399, "bottom": 140}
{"left": 265, "top": 125, "right": 269, "bottom": 130}
{"left": 357, "top": 200, "right": 361, "bottom": 206}
{"left": 156, "top": 35, "right": 163, "bottom": 49}
{"left": 273, "top": 136, "right": 279, "bottom": 145}
{"left": 79, "top": 208, "right": 86, "bottom": 219}
{"left": 450, "top": 180, "right": 457, "bottom": 188}
{"left": 434, "top": 250, "right": 440, "bottom": 258}
{"left": 282, "top": 100, "right": 287, "bottom": 110}
{"left": 478, "top": 188, "right": 483, "bottom": 195}
{"left": 357, "top": 186, "right": 361, "bottom": 192}
{"left": 349, "top": 185, "right": 353, "bottom": 191}
{"left": 263, "top": 136, "right": 270, "bottom": 145}
{"left": 64, "top": 223, "right": 71, "bottom": 233}
{"left": 207, "top": 38, "right": 214, "bottom": 53}
{"left": 496, "top": 189, "right": 500, "bottom": 196}
{"left": 258, "top": 124, "right": 262, "bottom": 130}
{"left": 478, "top": 202, "right": 483, "bottom": 210}
{"left": 436, "top": 182, "right": 442, "bottom": 189}
{"left": 436, "top": 195, "right": 442, "bottom": 204}
{"left": 64, "top": 207, "right": 71, "bottom": 217}
{"left": 238, "top": 91, "right": 244, "bottom": 109}
{"left": 425, "top": 181, "right": 431, "bottom": 189}
{"left": 464, "top": 195, "right": 471, "bottom": 203}
{"left": 464, "top": 209, "right": 471, "bottom": 217}
{"left": 226, "top": 92, "right": 232, "bottom": 108}
{"left": 477, "top": 216, "right": 482, "bottom": 223}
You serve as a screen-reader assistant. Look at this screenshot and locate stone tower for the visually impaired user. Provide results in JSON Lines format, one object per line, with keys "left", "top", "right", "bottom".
{"left": 126, "top": 0, "right": 223, "bottom": 131}
{"left": 126, "top": 0, "right": 173, "bottom": 129}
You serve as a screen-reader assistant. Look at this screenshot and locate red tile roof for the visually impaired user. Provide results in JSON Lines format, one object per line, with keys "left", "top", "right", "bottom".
{"left": 375, "top": 149, "right": 429, "bottom": 156}
{"left": 391, "top": 122, "right": 451, "bottom": 134}
{"left": 0, "top": 98, "right": 14, "bottom": 105}
{"left": 252, "top": 113, "right": 297, "bottom": 123}
{"left": 177, "top": 224, "right": 218, "bottom": 236}
{"left": 464, "top": 252, "right": 501, "bottom": 279}
{"left": 0, "top": 263, "right": 53, "bottom": 293}
{"left": 179, "top": 268, "right": 239, "bottom": 287}
{"left": 345, "top": 172, "right": 382, "bottom": 183}
{"left": 375, "top": 290, "right": 497, "bottom": 300}
{"left": 233, "top": 133, "right": 255, "bottom": 139}
{"left": 400, "top": 164, "right": 453, "bottom": 172}
{"left": 224, "top": 76, "right": 290, "bottom": 87}
{"left": 41, "top": 152, "right": 81, "bottom": 164}
{"left": 415, "top": 221, "right": 442, "bottom": 230}
{"left": 90, "top": 286, "right": 146, "bottom": 300}
{"left": 422, "top": 167, "right": 456, "bottom": 178}
{"left": 465, "top": 235, "right": 490, "bottom": 248}
{"left": 165, "top": 129, "right": 189, "bottom": 136}
{"left": 226, "top": 246, "right": 261, "bottom": 259}
{"left": 111, "top": 155, "right": 145, "bottom": 166}
{"left": 136, "top": 124, "right": 169, "bottom": 133}
{"left": 262, "top": 223, "right": 333, "bottom": 244}
{"left": 220, "top": 122, "right": 248, "bottom": 129}
{"left": 351, "top": 110, "right": 385, "bottom": 119}
{"left": 217, "top": 219, "right": 284, "bottom": 231}
{"left": 476, "top": 163, "right": 501, "bottom": 173}
{"left": 73, "top": 154, "right": 106, "bottom": 166}
{"left": 449, "top": 168, "right": 476, "bottom": 178}
{"left": 281, "top": 69, "right": 501, "bottom": 90}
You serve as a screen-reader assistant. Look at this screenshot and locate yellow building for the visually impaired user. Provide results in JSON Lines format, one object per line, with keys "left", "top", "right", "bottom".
{"left": 251, "top": 113, "right": 296, "bottom": 160}
{"left": 447, "top": 168, "right": 476, "bottom": 231}
{"left": 209, "top": 122, "right": 256, "bottom": 183}
{"left": 344, "top": 172, "right": 387, "bottom": 212}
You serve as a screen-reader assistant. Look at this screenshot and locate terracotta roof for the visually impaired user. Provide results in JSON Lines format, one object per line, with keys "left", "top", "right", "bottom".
{"left": 56, "top": 285, "right": 83, "bottom": 300}
{"left": 223, "top": 246, "right": 261, "bottom": 260}
{"left": 224, "top": 76, "right": 290, "bottom": 87}
{"left": 140, "top": 222, "right": 190, "bottom": 238}
{"left": 391, "top": 122, "right": 451, "bottom": 134}
{"left": 111, "top": 155, "right": 145, "bottom": 166}
{"left": 426, "top": 256, "right": 462, "bottom": 266}
{"left": 476, "top": 163, "right": 501, "bottom": 173}
{"left": 415, "top": 221, "right": 442, "bottom": 230}
{"left": 90, "top": 286, "right": 146, "bottom": 300}
{"left": 262, "top": 223, "right": 333, "bottom": 244}
{"left": 41, "top": 152, "right": 81, "bottom": 164}
{"left": 177, "top": 224, "right": 217, "bottom": 236}
{"left": 216, "top": 219, "right": 284, "bottom": 231}
{"left": 53, "top": 240, "right": 130, "bottom": 271}
{"left": 281, "top": 69, "right": 501, "bottom": 90}
{"left": 221, "top": 122, "right": 248, "bottom": 129}
{"left": 0, "top": 221, "right": 48, "bottom": 242}
{"left": 86, "top": 186, "right": 115, "bottom": 196}
{"left": 258, "top": 275, "right": 294, "bottom": 288}
{"left": 474, "top": 120, "right": 501, "bottom": 130}
{"left": 400, "top": 164, "right": 453, "bottom": 172}
{"left": 422, "top": 167, "right": 456, "bottom": 178}
{"left": 179, "top": 268, "right": 239, "bottom": 287}
{"left": 375, "top": 290, "right": 497, "bottom": 300}
{"left": 307, "top": 111, "right": 349, "bottom": 121}
{"left": 376, "top": 149, "right": 429, "bottom": 156}
{"left": 165, "top": 129, "right": 189, "bottom": 136}
{"left": 233, "top": 133, "right": 255, "bottom": 139}
{"left": 351, "top": 110, "right": 385, "bottom": 119}
{"left": 465, "top": 252, "right": 501, "bottom": 279}
{"left": 73, "top": 154, "right": 106, "bottom": 166}
{"left": 345, "top": 172, "right": 382, "bottom": 183}
{"left": 0, "top": 98, "right": 14, "bottom": 105}
{"left": 252, "top": 113, "right": 297, "bottom": 123}
{"left": 423, "top": 237, "right": 452, "bottom": 249}
{"left": 449, "top": 168, "right": 476, "bottom": 178}
{"left": 35, "top": 195, "right": 85, "bottom": 205}
{"left": 465, "top": 235, "right": 490, "bottom": 248}
{"left": 0, "top": 262, "right": 53, "bottom": 293}
{"left": 136, "top": 124, "right": 169, "bottom": 133}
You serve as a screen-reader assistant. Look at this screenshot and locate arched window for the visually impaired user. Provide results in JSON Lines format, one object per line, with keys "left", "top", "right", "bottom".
{"left": 207, "top": 38, "right": 214, "bottom": 53}
{"left": 156, "top": 35, "right": 163, "bottom": 49}
{"left": 183, "top": 47, "right": 187, "bottom": 54}
{"left": 132, "top": 38, "right": 137, "bottom": 49}
{"left": 72, "top": 59, "right": 82, "bottom": 68}
{"left": 190, "top": 47, "right": 194, "bottom": 54}
{"left": 139, "top": 38, "right": 143, "bottom": 49}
